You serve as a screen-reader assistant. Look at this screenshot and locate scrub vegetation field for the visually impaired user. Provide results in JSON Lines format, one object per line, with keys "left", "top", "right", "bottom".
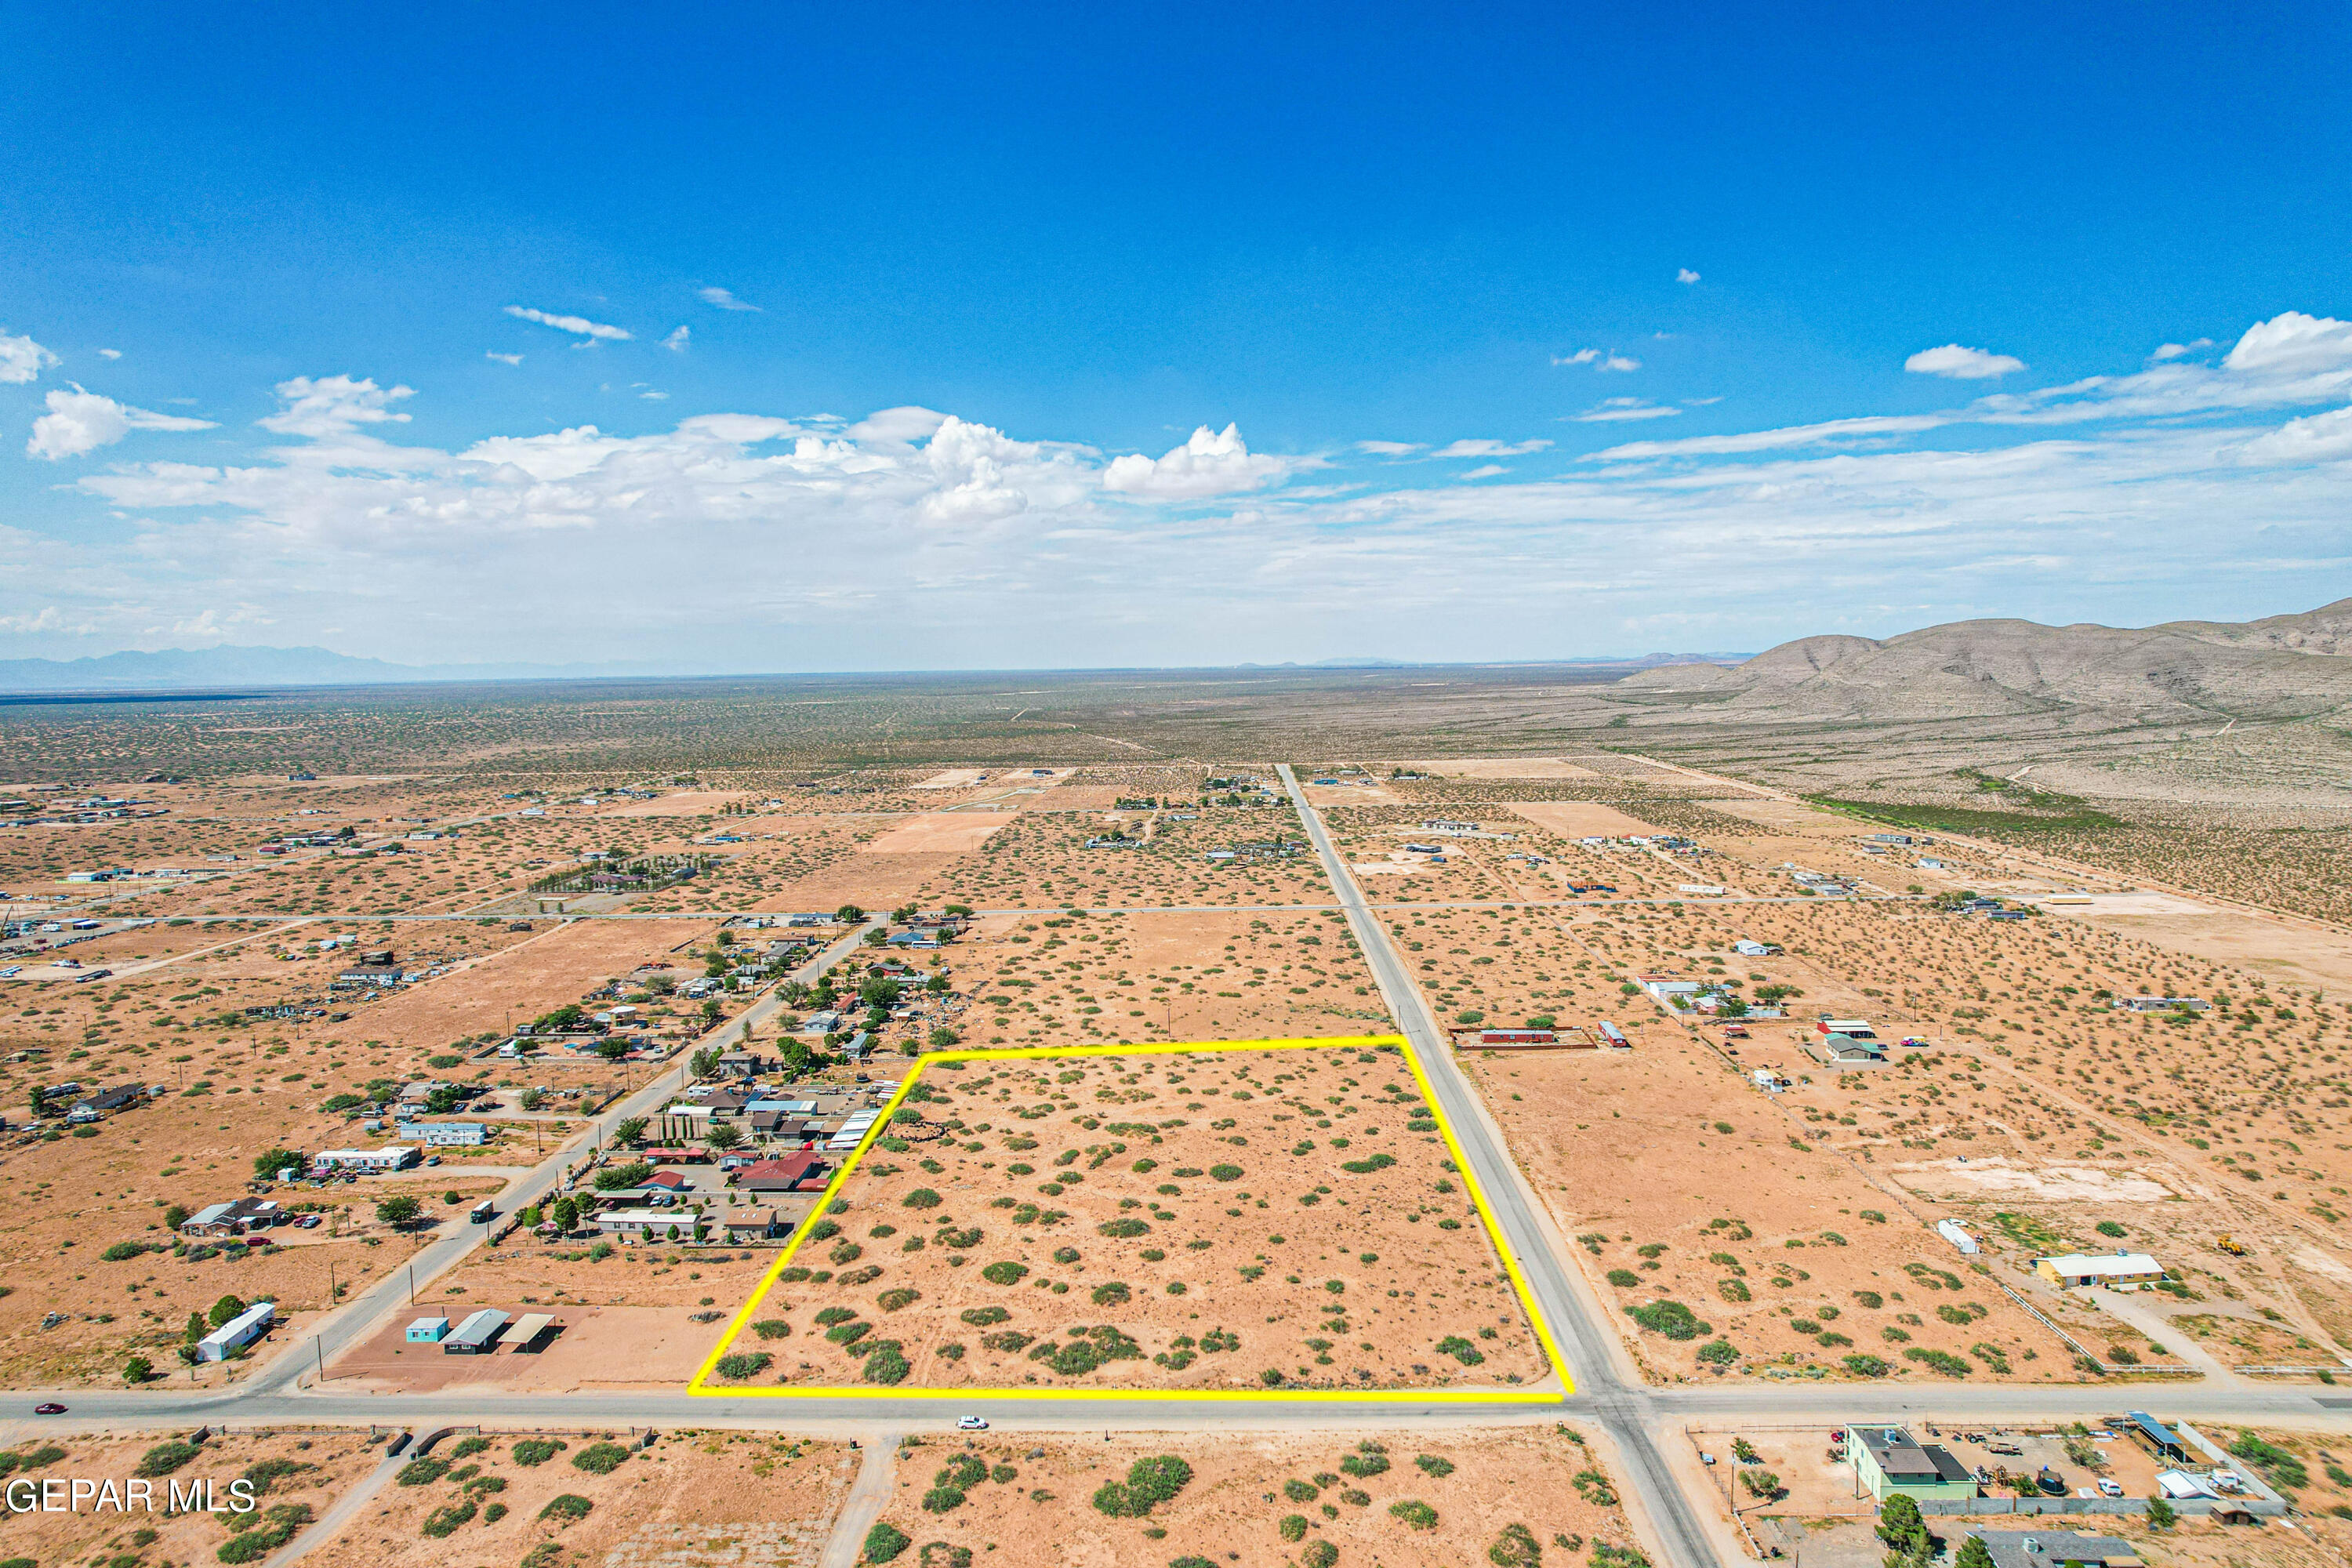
{"left": 702, "top": 1044, "right": 1549, "bottom": 1394}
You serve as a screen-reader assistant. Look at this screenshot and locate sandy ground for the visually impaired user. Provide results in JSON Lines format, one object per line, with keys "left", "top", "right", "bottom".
{"left": 2050, "top": 905, "right": 2352, "bottom": 993}
{"left": 1398, "top": 757, "right": 1602, "bottom": 779}
{"left": 707, "top": 1046, "right": 1544, "bottom": 1393}
{"left": 297, "top": 1428, "right": 852, "bottom": 1568}
{"left": 1508, "top": 801, "right": 1668, "bottom": 839}
{"left": 863, "top": 815, "right": 1013, "bottom": 855}
{"left": 862, "top": 1425, "right": 1635, "bottom": 1568}
{"left": 601, "top": 791, "right": 752, "bottom": 816}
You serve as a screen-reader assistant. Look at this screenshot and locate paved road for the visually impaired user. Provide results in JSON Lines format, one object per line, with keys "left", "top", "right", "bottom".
{"left": 1274, "top": 763, "right": 1726, "bottom": 1568}
{"left": 246, "top": 920, "right": 885, "bottom": 1393}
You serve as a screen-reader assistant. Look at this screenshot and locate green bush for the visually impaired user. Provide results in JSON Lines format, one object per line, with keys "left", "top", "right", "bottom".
{"left": 537, "top": 1494, "right": 593, "bottom": 1523}
{"left": 1209, "top": 1164, "right": 1243, "bottom": 1181}
{"left": 1285, "top": 1478, "right": 1319, "bottom": 1501}
{"left": 1388, "top": 1499, "right": 1439, "bottom": 1530}
{"left": 1902, "top": 1347, "right": 1971, "bottom": 1377}
{"left": 1489, "top": 1522, "right": 1542, "bottom": 1567}
{"left": 862, "top": 1522, "right": 912, "bottom": 1563}
{"left": 1091, "top": 1281, "right": 1131, "bottom": 1306}
{"left": 863, "top": 1344, "right": 911, "bottom": 1384}
{"left": 714, "top": 1352, "right": 772, "bottom": 1381}
{"left": 981, "top": 1261, "right": 1029, "bottom": 1284}
{"left": 448, "top": 1437, "right": 492, "bottom": 1460}
{"left": 216, "top": 1504, "right": 311, "bottom": 1563}
{"left": 1091, "top": 1455, "right": 1193, "bottom": 1517}
{"left": 921, "top": 1486, "right": 965, "bottom": 1513}
{"left": 419, "top": 1500, "right": 477, "bottom": 1538}
{"left": 960, "top": 1306, "right": 1011, "bottom": 1326}
{"left": 102, "top": 1241, "right": 147, "bottom": 1262}
{"left": 571, "top": 1442, "right": 631, "bottom": 1474}
{"left": 1415, "top": 1454, "right": 1455, "bottom": 1477}
{"left": 510, "top": 1439, "right": 567, "bottom": 1466}
{"left": 395, "top": 1456, "right": 449, "bottom": 1486}
{"left": 1842, "top": 1353, "right": 1891, "bottom": 1377}
{"left": 753, "top": 1319, "right": 791, "bottom": 1340}
{"left": 1435, "top": 1336, "right": 1485, "bottom": 1365}
{"left": 1098, "top": 1218, "right": 1151, "bottom": 1238}
{"left": 1606, "top": 1269, "right": 1639, "bottom": 1287}
{"left": 903, "top": 1189, "right": 942, "bottom": 1209}
{"left": 877, "top": 1288, "right": 921, "bottom": 1312}
{"left": 1695, "top": 1339, "right": 1739, "bottom": 1367}
{"left": 1624, "top": 1301, "right": 1708, "bottom": 1341}
{"left": 1279, "top": 1514, "right": 1310, "bottom": 1541}
{"left": 137, "top": 1442, "right": 201, "bottom": 1478}
{"left": 1299, "top": 1546, "right": 1338, "bottom": 1568}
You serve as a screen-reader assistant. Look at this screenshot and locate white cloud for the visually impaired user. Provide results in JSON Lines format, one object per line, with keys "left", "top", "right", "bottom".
{"left": 1676, "top": 268, "right": 1700, "bottom": 285}
{"left": 486, "top": 351, "right": 524, "bottom": 366}
{"left": 504, "top": 306, "right": 632, "bottom": 342}
{"left": 1435, "top": 438, "right": 1552, "bottom": 458}
{"left": 96, "top": 348, "right": 122, "bottom": 360}
{"left": 258, "top": 375, "right": 415, "bottom": 438}
{"left": 1554, "top": 349, "right": 1639, "bottom": 371}
{"left": 2222, "top": 311, "right": 2352, "bottom": 377}
{"left": 1356, "top": 440, "right": 1421, "bottom": 456}
{"left": 27, "top": 387, "right": 216, "bottom": 459}
{"left": 698, "top": 286, "right": 760, "bottom": 311}
{"left": 1, "top": 331, "right": 59, "bottom": 384}
{"left": 640, "top": 390, "right": 669, "bottom": 401}
{"left": 2151, "top": 338, "right": 2212, "bottom": 361}
{"left": 1553, "top": 349, "right": 1602, "bottom": 366}
{"left": 2243, "top": 405, "right": 2352, "bottom": 465}
{"left": 1572, "top": 398, "right": 1682, "bottom": 423}
{"left": 663, "top": 325, "right": 690, "bottom": 352}
{"left": 1102, "top": 423, "right": 1288, "bottom": 499}
{"left": 1458, "top": 464, "right": 1509, "bottom": 479}
{"left": 1905, "top": 343, "right": 2026, "bottom": 379}
{"left": 1602, "top": 354, "right": 1640, "bottom": 372}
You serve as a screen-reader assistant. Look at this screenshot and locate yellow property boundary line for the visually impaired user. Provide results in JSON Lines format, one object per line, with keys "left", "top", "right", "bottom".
{"left": 686, "top": 1033, "right": 1571, "bottom": 1402}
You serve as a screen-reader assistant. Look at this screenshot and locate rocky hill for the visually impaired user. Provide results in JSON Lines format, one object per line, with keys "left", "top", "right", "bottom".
{"left": 1614, "top": 598, "right": 2352, "bottom": 723}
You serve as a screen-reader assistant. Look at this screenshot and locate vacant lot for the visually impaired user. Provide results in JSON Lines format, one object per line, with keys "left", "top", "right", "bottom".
{"left": 705, "top": 1044, "right": 1546, "bottom": 1393}
{"left": 861, "top": 1424, "right": 1631, "bottom": 1568}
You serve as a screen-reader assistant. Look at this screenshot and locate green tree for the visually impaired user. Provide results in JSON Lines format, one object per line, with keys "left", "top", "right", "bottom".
{"left": 1876, "top": 1494, "right": 1928, "bottom": 1559}
{"left": 613, "top": 1116, "right": 648, "bottom": 1145}
{"left": 122, "top": 1356, "right": 153, "bottom": 1384}
{"left": 700, "top": 999, "right": 724, "bottom": 1023}
{"left": 835, "top": 904, "right": 866, "bottom": 923}
{"left": 183, "top": 1311, "right": 207, "bottom": 1343}
{"left": 704, "top": 1120, "right": 742, "bottom": 1151}
{"left": 691, "top": 1046, "right": 721, "bottom": 1078}
{"left": 594, "top": 1038, "right": 631, "bottom": 1061}
{"left": 375, "top": 1196, "right": 423, "bottom": 1228}
{"left": 252, "top": 1147, "right": 303, "bottom": 1182}
{"left": 1954, "top": 1535, "right": 1995, "bottom": 1568}
{"left": 551, "top": 1196, "right": 580, "bottom": 1231}
{"left": 163, "top": 1203, "right": 190, "bottom": 1229}
{"left": 2145, "top": 1498, "right": 2177, "bottom": 1530}
{"left": 207, "top": 1294, "right": 249, "bottom": 1328}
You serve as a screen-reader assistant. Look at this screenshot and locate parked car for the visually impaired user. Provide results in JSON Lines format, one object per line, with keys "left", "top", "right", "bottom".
{"left": 956, "top": 1415, "right": 989, "bottom": 1431}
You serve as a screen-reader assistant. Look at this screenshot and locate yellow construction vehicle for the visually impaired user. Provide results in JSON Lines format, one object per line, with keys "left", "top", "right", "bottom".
{"left": 2216, "top": 1235, "right": 2248, "bottom": 1256}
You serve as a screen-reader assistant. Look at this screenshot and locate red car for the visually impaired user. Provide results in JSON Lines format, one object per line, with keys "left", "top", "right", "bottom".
{"left": 34, "top": 1403, "right": 66, "bottom": 1415}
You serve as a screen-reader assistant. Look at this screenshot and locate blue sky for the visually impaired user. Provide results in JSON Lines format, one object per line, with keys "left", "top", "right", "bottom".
{"left": 4, "top": 2, "right": 2350, "bottom": 669}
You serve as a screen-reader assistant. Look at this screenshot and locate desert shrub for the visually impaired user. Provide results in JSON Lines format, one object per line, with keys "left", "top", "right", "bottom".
{"left": 1490, "top": 1522, "right": 1542, "bottom": 1567}
{"left": 903, "top": 1189, "right": 942, "bottom": 1209}
{"left": 981, "top": 1261, "right": 1029, "bottom": 1284}
{"left": 1388, "top": 1499, "right": 1439, "bottom": 1530}
{"left": 937, "top": 1454, "right": 988, "bottom": 1490}
{"left": 960, "top": 1306, "right": 1011, "bottom": 1326}
{"left": 1299, "top": 1546, "right": 1338, "bottom": 1568}
{"left": 1606, "top": 1269, "right": 1639, "bottom": 1287}
{"left": 1696, "top": 1339, "right": 1739, "bottom": 1367}
{"left": 1279, "top": 1514, "right": 1309, "bottom": 1541}
{"left": 1340, "top": 1451, "right": 1390, "bottom": 1479}
{"left": 1285, "top": 1479, "right": 1319, "bottom": 1501}
{"left": 1842, "top": 1353, "right": 1890, "bottom": 1377}
{"left": 419, "top": 1500, "right": 477, "bottom": 1538}
{"left": 1624, "top": 1300, "right": 1708, "bottom": 1341}
{"left": 216, "top": 1504, "right": 311, "bottom": 1563}
{"left": 1415, "top": 1454, "right": 1455, "bottom": 1477}
{"left": 241, "top": 1457, "right": 310, "bottom": 1497}
{"left": 102, "top": 1241, "right": 147, "bottom": 1262}
{"left": 981, "top": 1330, "right": 1034, "bottom": 1352}
{"left": 537, "top": 1494, "right": 593, "bottom": 1523}
{"left": 862, "top": 1522, "right": 911, "bottom": 1563}
{"left": 1097, "top": 1218, "right": 1151, "bottom": 1238}
{"left": 395, "top": 1456, "right": 448, "bottom": 1486}
{"left": 510, "top": 1439, "right": 567, "bottom": 1465}
{"left": 1338, "top": 1154, "right": 1395, "bottom": 1174}
{"left": 990, "top": 1464, "right": 1017, "bottom": 1483}
{"left": 1903, "top": 1347, "right": 1971, "bottom": 1377}
{"left": 753, "top": 1319, "right": 791, "bottom": 1339}
{"left": 816, "top": 1306, "right": 860, "bottom": 1326}
{"left": 1853, "top": 1290, "right": 1883, "bottom": 1308}
{"left": 572, "top": 1442, "right": 631, "bottom": 1474}
{"left": 864, "top": 1343, "right": 912, "bottom": 1384}
{"left": 138, "top": 1442, "right": 202, "bottom": 1478}
{"left": 1091, "top": 1455, "right": 1193, "bottom": 1517}
{"left": 1091, "top": 1281, "right": 1132, "bottom": 1306}
{"left": 715, "top": 1352, "right": 772, "bottom": 1381}
{"left": 878, "top": 1289, "right": 921, "bottom": 1312}
{"left": 1209, "top": 1164, "right": 1243, "bottom": 1181}
{"left": 921, "top": 1485, "right": 965, "bottom": 1514}
{"left": 448, "top": 1437, "right": 491, "bottom": 1460}
{"left": 826, "top": 1321, "right": 873, "bottom": 1345}
{"left": 1436, "top": 1335, "right": 1485, "bottom": 1365}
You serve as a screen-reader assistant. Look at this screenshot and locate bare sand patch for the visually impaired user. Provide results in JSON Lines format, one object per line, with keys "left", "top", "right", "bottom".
{"left": 601, "top": 790, "right": 743, "bottom": 817}
{"left": 1889, "top": 1157, "right": 2178, "bottom": 1203}
{"left": 1508, "top": 800, "right": 1663, "bottom": 838}
{"left": 1694, "top": 797, "right": 1856, "bottom": 836}
{"left": 862, "top": 813, "right": 1012, "bottom": 855}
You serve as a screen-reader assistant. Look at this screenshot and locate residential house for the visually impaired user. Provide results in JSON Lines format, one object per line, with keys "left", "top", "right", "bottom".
{"left": 196, "top": 1301, "right": 278, "bottom": 1361}
{"left": 733, "top": 1153, "right": 832, "bottom": 1193}
{"left": 405, "top": 1316, "right": 449, "bottom": 1343}
{"left": 1850, "top": 1425, "right": 1976, "bottom": 1501}
{"left": 410, "top": 1120, "right": 487, "bottom": 1147}
{"left": 311, "top": 1145, "right": 420, "bottom": 1174}
{"left": 2034, "top": 1251, "right": 2165, "bottom": 1289}
{"left": 722, "top": 1207, "right": 782, "bottom": 1240}
{"left": 181, "top": 1197, "right": 285, "bottom": 1236}
{"left": 594, "top": 1207, "right": 703, "bottom": 1237}
{"left": 1962, "top": 1533, "right": 2141, "bottom": 1568}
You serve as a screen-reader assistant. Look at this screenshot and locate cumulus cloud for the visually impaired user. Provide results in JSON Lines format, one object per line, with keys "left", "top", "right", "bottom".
{"left": 1601, "top": 354, "right": 1640, "bottom": 372}
{"left": 1572, "top": 399, "right": 1681, "bottom": 423}
{"left": 1553, "top": 349, "right": 1602, "bottom": 366}
{"left": 663, "top": 325, "right": 690, "bottom": 352}
{"left": 1905, "top": 343, "right": 2026, "bottom": 379}
{"left": 258, "top": 376, "right": 415, "bottom": 438}
{"left": 504, "top": 306, "right": 632, "bottom": 342}
{"left": 485, "top": 351, "right": 523, "bottom": 366}
{"left": 1101, "top": 423, "right": 1288, "bottom": 499}
{"left": 2, "top": 331, "right": 60, "bottom": 384}
{"left": 2222, "top": 311, "right": 2352, "bottom": 378}
{"left": 1434, "top": 437, "right": 1552, "bottom": 457}
{"left": 1676, "top": 268, "right": 1700, "bottom": 284}
{"left": 2243, "top": 405, "right": 2352, "bottom": 465}
{"left": 96, "top": 348, "right": 121, "bottom": 361}
{"left": 698, "top": 286, "right": 760, "bottom": 311}
{"left": 1356, "top": 440, "right": 1421, "bottom": 456}
{"left": 1458, "top": 464, "right": 1509, "bottom": 479}
{"left": 2151, "top": 339, "right": 2212, "bottom": 361}
{"left": 27, "top": 387, "right": 216, "bottom": 459}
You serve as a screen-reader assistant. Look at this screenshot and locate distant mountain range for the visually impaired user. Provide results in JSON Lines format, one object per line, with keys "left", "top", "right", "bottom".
{"left": 0, "top": 644, "right": 1755, "bottom": 692}
{"left": 1615, "top": 597, "right": 2352, "bottom": 723}
{"left": 0, "top": 645, "right": 686, "bottom": 692}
